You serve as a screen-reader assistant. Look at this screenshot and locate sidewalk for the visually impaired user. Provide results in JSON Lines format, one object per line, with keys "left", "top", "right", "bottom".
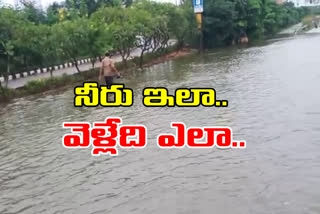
{"left": 5, "top": 48, "right": 142, "bottom": 89}
{"left": 278, "top": 23, "right": 304, "bottom": 35}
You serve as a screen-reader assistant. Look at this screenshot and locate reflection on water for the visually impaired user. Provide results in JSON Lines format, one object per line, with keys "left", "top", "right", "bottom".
{"left": 1, "top": 34, "right": 320, "bottom": 214}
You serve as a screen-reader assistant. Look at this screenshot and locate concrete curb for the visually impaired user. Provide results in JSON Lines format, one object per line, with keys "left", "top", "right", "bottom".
{"left": 0, "top": 58, "right": 94, "bottom": 83}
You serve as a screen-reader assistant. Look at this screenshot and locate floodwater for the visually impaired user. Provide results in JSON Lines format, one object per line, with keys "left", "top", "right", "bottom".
{"left": 1, "top": 34, "right": 320, "bottom": 214}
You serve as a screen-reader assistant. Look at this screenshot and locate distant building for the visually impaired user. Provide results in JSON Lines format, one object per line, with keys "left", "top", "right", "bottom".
{"left": 283, "top": 0, "right": 320, "bottom": 7}
{"left": 153, "top": 0, "right": 180, "bottom": 5}
{"left": 276, "top": 0, "right": 286, "bottom": 4}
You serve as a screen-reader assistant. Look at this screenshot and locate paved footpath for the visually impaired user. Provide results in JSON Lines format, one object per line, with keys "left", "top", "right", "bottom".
{"left": 6, "top": 48, "right": 143, "bottom": 89}
{"left": 278, "top": 23, "right": 304, "bottom": 35}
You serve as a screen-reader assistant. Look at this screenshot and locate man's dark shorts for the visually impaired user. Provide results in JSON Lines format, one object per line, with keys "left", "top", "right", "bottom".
{"left": 104, "top": 76, "right": 113, "bottom": 86}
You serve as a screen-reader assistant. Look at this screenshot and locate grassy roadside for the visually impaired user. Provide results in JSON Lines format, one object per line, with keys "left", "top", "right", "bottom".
{"left": 0, "top": 47, "right": 194, "bottom": 103}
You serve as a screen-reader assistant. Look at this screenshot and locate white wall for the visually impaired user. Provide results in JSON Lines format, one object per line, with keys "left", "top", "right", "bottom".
{"left": 288, "top": 0, "right": 320, "bottom": 7}
{"left": 153, "top": 0, "right": 181, "bottom": 5}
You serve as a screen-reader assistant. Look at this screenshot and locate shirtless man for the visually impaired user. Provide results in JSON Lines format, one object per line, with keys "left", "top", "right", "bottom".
{"left": 99, "top": 52, "right": 120, "bottom": 86}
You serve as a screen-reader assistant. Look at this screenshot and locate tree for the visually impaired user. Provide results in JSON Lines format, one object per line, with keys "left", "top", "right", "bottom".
{"left": 92, "top": 7, "right": 138, "bottom": 65}
{"left": 110, "top": 23, "right": 136, "bottom": 65}
{"left": 133, "top": 10, "right": 155, "bottom": 67}
{"left": 0, "top": 41, "right": 14, "bottom": 87}
{"left": 87, "top": 20, "right": 113, "bottom": 68}
{"left": 123, "top": 0, "right": 133, "bottom": 7}
{"left": 20, "top": 0, "right": 46, "bottom": 24}
{"left": 30, "top": 25, "right": 61, "bottom": 76}
{"left": 0, "top": 8, "right": 26, "bottom": 87}
{"left": 134, "top": 0, "right": 195, "bottom": 47}
{"left": 53, "top": 18, "right": 90, "bottom": 72}
{"left": 0, "top": 0, "right": 309, "bottom": 84}
{"left": 203, "top": 0, "right": 238, "bottom": 47}
{"left": 46, "top": 2, "right": 64, "bottom": 24}
{"left": 65, "top": 0, "right": 121, "bottom": 16}
{"left": 80, "top": 0, "right": 88, "bottom": 17}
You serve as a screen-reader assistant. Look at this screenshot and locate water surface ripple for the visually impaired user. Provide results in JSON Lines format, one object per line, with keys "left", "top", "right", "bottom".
{"left": 0, "top": 34, "right": 320, "bottom": 214}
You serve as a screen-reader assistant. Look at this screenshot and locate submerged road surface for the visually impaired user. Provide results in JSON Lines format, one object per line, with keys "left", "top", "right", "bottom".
{"left": 0, "top": 34, "right": 320, "bottom": 214}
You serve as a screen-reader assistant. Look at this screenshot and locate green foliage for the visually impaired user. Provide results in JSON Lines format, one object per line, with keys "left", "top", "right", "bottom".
{"left": 87, "top": 20, "right": 113, "bottom": 67}
{"left": 92, "top": 7, "right": 137, "bottom": 62}
{"left": 204, "top": 0, "right": 238, "bottom": 47}
{"left": 20, "top": 0, "right": 46, "bottom": 24}
{"left": 0, "top": 7, "right": 25, "bottom": 85}
{"left": 53, "top": 18, "right": 94, "bottom": 72}
{"left": 134, "top": 0, "right": 195, "bottom": 47}
{"left": 79, "top": 0, "right": 88, "bottom": 17}
{"left": 203, "top": 0, "right": 310, "bottom": 48}
{"left": 0, "top": 0, "right": 312, "bottom": 89}
{"left": 46, "top": 2, "right": 63, "bottom": 24}
{"left": 91, "top": 6, "right": 173, "bottom": 65}
{"left": 65, "top": 0, "right": 122, "bottom": 16}
{"left": 24, "top": 73, "right": 73, "bottom": 92}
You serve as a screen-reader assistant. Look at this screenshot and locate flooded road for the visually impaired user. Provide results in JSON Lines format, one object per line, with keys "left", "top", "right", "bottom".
{"left": 1, "top": 34, "right": 320, "bottom": 214}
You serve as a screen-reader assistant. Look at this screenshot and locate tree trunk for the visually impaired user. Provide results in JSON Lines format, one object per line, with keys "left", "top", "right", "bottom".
{"left": 123, "top": 58, "right": 127, "bottom": 67}
{"left": 177, "top": 39, "right": 184, "bottom": 49}
{"left": 23, "top": 55, "right": 27, "bottom": 68}
{"left": 139, "top": 49, "right": 145, "bottom": 68}
{"left": 50, "top": 67, "right": 53, "bottom": 77}
{"left": 5, "top": 55, "right": 10, "bottom": 88}
{"left": 120, "top": 53, "right": 128, "bottom": 68}
{"left": 91, "top": 58, "right": 95, "bottom": 69}
{"left": 74, "top": 60, "right": 81, "bottom": 73}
